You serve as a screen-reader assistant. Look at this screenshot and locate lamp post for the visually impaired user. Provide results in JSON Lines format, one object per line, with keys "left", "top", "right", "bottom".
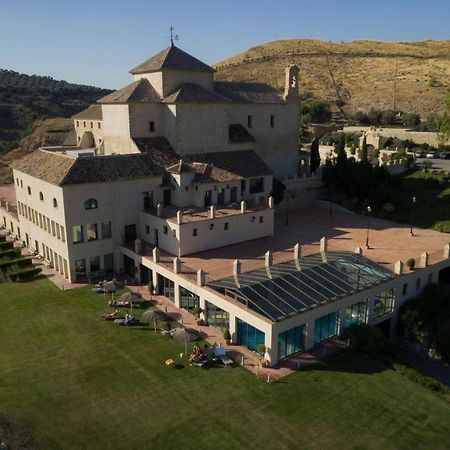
{"left": 365, "top": 206, "right": 372, "bottom": 249}
{"left": 410, "top": 196, "right": 416, "bottom": 236}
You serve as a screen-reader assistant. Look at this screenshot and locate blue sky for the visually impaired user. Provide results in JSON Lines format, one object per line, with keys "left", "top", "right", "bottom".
{"left": 1, "top": 0, "right": 449, "bottom": 89}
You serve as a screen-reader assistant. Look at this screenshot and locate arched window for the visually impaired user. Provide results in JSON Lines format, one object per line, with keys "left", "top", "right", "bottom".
{"left": 39, "top": 192, "right": 44, "bottom": 201}
{"left": 84, "top": 198, "right": 98, "bottom": 210}
{"left": 27, "top": 186, "right": 31, "bottom": 195}
{"left": 53, "top": 198, "right": 58, "bottom": 208}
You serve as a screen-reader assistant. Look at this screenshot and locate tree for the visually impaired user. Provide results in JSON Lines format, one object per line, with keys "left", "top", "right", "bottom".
{"left": 270, "top": 178, "right": 286, "bottom": 204}
{"left": 360, "top": 136, "right": 368, "bottom": 163}
{"left": 380, "top": 110, "right": 396, "bottom": 126}
{"left": 402, "top": 113, "right": 421, "bottom": 128}
{"left": 310, "top": 138, "right": 320, "bottom": 174}
{"left": 335, "top": 132, "right": 347, "bottom": 165}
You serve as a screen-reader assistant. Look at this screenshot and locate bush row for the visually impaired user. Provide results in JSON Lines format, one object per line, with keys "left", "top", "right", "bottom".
{"left": 0, "top": 248, "right": 21, "bottom": 260}
{"left": 0, "top": 241, "right": 13, "bottom": 251}
{"left": 0, "top": 257, "right": 33, "bottom": 271}
{"left": 8, "top": 267, "right": 42, "bottom": 282}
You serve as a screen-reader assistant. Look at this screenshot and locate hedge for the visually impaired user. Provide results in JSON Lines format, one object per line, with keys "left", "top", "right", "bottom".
{"left": 9, "top": 267, "right": 42, "bottom": 281}
{"left": 0, "top": 241, "right": 13, "bottom": 251}
{"left": 0, "top": 257, "right": 33, "bottom": 271}
{"left": 0, "top": 248, "right": 21, "bottom": 260}
{"left": 0, "top": 235, "right": 6, "bottom": 242}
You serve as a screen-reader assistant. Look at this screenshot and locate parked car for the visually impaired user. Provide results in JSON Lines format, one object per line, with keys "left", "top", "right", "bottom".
{"left": 414, "top": 150, "right": 426, "bottom": 158}
{"left": 426, "top": 151, "right": 437, "bottom": 158}
{"left": 440, "top": 152, "right": 450, "bottom": 159}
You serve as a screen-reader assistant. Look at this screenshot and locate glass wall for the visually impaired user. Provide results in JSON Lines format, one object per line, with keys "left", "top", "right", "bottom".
{"left": 314, "top": 311, "right": 339, "bottom": 343}
{"left": 157, "top": 274, "right": 175, "bottom": 302}
{"left": 345, "top": 300, "right": 369, "bottom": 328}
{"left": 206, "top": 301, "right": 229, "bottom": 333}
{"left": 237, "top": 318, "right": 265, "bottom": 351}
{"left": 180, "top": 287, "right": 199, "bottom": 313}
{"left": 373, "top": 289, "right": 395, "bottom": 320}
{"left": 278, "top": 324, "right": 305, "bottom": 359}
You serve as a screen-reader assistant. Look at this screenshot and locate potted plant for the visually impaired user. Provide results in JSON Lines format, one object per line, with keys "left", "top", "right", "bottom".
{"left": 148, "top": 281, "right": 155, "bottom": 295}
{"left": 193, "top": 305, "right": 204, "bottom": 325}
{"left": 223, "top": 329, "right": 231, "bottom": 345}
{"left": 406, "top": 258, "right": 416, "bottom": 271}
{"left": 256, "top": 344, "right": 266, "bottom": 358}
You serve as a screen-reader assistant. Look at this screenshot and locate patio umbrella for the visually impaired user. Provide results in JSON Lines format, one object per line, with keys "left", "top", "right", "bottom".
{"left": 104, "top": 279, "right": 123, "bottom": 293}
{"left": 120, "top": 292, "right": 142, "bottom": 303}
{"left": 171, "top": 327, "right": 201, "bottom": 355}
{"left": 142, "top": 309, "right": 169, "bottom": 332}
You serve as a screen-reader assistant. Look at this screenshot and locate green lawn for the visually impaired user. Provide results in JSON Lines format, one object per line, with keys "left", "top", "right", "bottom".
{"left": 380, "top": 169, "right": 450, "bottom": 232}
{"left": 0, "top": 278, "right": 449, "bottom": 449}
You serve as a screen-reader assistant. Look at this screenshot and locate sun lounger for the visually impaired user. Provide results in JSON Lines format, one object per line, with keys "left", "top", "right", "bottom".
{"left": 100, "top": 313, "right": 124, "bottom": 321}
{"left": 213, "top": 347, "right": 234, "bottom": 366}
{"left": 192, "top": 348, "right": 216, "bottom": 368}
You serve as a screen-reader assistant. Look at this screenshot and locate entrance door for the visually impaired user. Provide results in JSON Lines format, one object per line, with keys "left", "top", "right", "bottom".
{"left": 25, "top": 233, "right": 29, "bottom": 247}
{"left": 154, "top": 228, "right": 159, "bottom": 247}
{"left": 143, "top": 191, "right": 154, "bottom": 210}
{"left": 163, "top": 189, "right": 171, "bottom": 205}
{"left": 124, "top": 224, "right": 137, "bottom": 243}
{"left": 204, "top": 190, "right": 212, "bottom": 208}
{"left": 34, "top": 240, "right": 39, "bottom": 254}
{"left": 230, "top": 187, "right": 237, "bottom": 203}
{"left": 140, "top": 264, "right": 151, "bottom": 285}
{"left": 217, "top": 188, "right": 225, "bottom": 205}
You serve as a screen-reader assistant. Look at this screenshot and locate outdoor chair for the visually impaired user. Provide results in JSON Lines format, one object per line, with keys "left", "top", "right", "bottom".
{"left": 214, "top": 347, "right": 234, "bottom": 366}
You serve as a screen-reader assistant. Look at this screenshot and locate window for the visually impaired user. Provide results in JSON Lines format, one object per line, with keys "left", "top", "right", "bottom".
{"left": 56, "top": 224, "right": 61, "bottom": 240}
{"left": 20, "top": 180, "right": 23, "bottom": 188}
{"left": 206, "top": 301, "right": 229, "bottom": 333}
{"left": 90, "top": 121, "right": 93, "bottom": 128}
{"left": 87, "top": 223, "right": 98, "bottom": 241}
{"left": 241, "top": 179, "right": 246, "bottom": 194}
{"left": 145, "top": 225, "right": 150, "bottom": 235}
{"left": 163, "top": 226, "right": 168, "bottom": 235}
{"left": 75, "top": 258, "right": 86, "bottom": 274}
{"left": 101, "top": 221, "right": 112, "bottom": 239}
{"left": 83, "top": 121, "right": 86, "bottom": 127}
{"left": 90, "top": 255, "right": 100, "bottom": 272}
{"left": 224, "top": 222, "right": 229, "bottom": 231}
{"left": 237, "top": 319, "right": 265, "bottom": 351}
{"left": 249, "top": 177, "right": 264, "bottom": 194}
{"left": 345, "top": 301, "right": 369, "bottom": 328}
{"left": 259, "top": 216, "right": 264, "bottom": 223}
{"left": 16, "top": 178, "right": 19, "bottom": 186}
{"left": 247, "top": 115, "right": 252, "bottom": 128}
{"left": 270, "top": 115, "right": 275, "bottom": 128}
{"left": 104, "top": 253, "right": 114, "bottom": 272}
{"left": 373, "top": 289, "right": 395, "bottom": 319}
{"left": 76, "top": 120, "right": 79, "bottom": 127}
{"left": 51, "top": 220, "right": 56, "bottom": 236}
{"left": 402, "top": 283, "right": 408, "bottom": 296}
{"left": 98, "top": 122, "right": 101, "bottom": 129}
{"left": 27, "top": 186, "right": 31, "bottom": 195}
{"left": 193, "top": 228, "right": 197, "bottom": 237}
{"left": 46, "top": 217, "right": 50, "bottom": 232}
{"left": 39, "top": 192, "right": 44, "bottom": 201}
{"left": 53, "top": 198, "right": 58, "bottom": 208}
{"left": 84, "top": 198, "right": 97, "bottom": 209}
{"left": 278, "top": 324, "right": 305, "bottom": 359}
{"left": 149, "top": 121, "right": 155, "bottom": 132}
{"left": 416, "top": 278, "right": 421, "bottom": 290}
{"left": 314, "top": 312, "right": 339, "bottom": 343}
{"left": 180, "top": 287, "right": 199, "bottom": 313}
{"left": 72, "top": 225, "right": 84, "bottom": 243}
{"left": 61, "top": 226, "right": 65, "bottom": 242}
{"left": 157, "top": 274, "right": 175, "bottom": 301}
{"left": 39, "top": 213, "right": 42, "bottom": 228}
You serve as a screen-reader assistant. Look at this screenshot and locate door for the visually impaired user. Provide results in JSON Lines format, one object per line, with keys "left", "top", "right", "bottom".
{"left": 154, "top": 228, "right": 159, "bottom": 247}
{"left": 217, "top": 188, "right": 225, "bottom": 205}
{"left": 124, "top": 224, "right": 137, "bottom": 244}
{"left": 143, "top": 191, "right": 153, "bottom": 210}
{"left": 230, "top": 187, "right": 237, "bottom": 203}
{"left": 163, "top": 189, "right": 171, "bottom": 205}
{"left": 204, "top": 190, "right": 212, "bottom": 208}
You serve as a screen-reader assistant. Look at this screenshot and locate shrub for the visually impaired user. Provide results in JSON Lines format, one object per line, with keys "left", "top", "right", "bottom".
{"left": 0, "top": 241, "right": 13, "bottom": 251}
{"left": 0, "top": 235, "right": 6, "bottom": 242}
{"left": 8, "top": 267, "right": 42, "bottom": 281}
{"left": 382, "top": 202, "right": 395, "bottom": 212}
{"left": 0, "top": 248, "right": 21, "bottom": 260}
{"left": 223, "top": 329, "right": 231, "bottom": 341}
{"left": 342, "top": 324, "right": 392, "bottom": 356}
{"left": 406, "top": 258, "right": 416, "bottom": 270}
{"left": 0, "top": 257, "right": 32, "bottom": 272}
{"left": 256, "top": 344, "right": 266, "bottom": 355}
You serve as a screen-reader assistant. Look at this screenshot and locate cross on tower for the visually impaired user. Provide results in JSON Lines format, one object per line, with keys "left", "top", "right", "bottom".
{"left": 169, "top": 26, "right": 179, "bottom": 46}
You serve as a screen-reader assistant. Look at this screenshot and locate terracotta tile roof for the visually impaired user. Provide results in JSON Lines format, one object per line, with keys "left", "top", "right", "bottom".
{"left": 228, "top": 124, "right": 255, "bottom": 143}
{"left": 182, "top": 150, "right": 273, "bottom": 183}
{"left": 162, "top": 83, "right": 230, "bottom": 104}
{"left": 10, "top": 150, "right": 160, "bottom": 186}
{"left": 98, "top": 79, "right": 160, "bottom": 104}
{"left": 72, "top": 104, "right": 103, "bottom": 120}
{"left": 166, "top": 160, "right": 193, "bottom": 174}
{"left": 214, "top": 81, "right": 284, "bottom": 104}
{"left": 130, "top": 45, "right": 215, "bottom": 75}
{"left": 133, "top": 137, "right": 180, "bottom": 172}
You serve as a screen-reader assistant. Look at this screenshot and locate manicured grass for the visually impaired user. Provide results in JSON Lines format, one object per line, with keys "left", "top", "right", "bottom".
{"left": 380, "top": 169, "right": 450, "bottom": 232}
{"left": 0, "top": 278, "right": 449, "bottom": 449}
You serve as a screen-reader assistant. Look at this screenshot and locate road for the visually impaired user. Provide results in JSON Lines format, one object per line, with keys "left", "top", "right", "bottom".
{"left": 417, "top": 158, "right": 450, "bottom": 172}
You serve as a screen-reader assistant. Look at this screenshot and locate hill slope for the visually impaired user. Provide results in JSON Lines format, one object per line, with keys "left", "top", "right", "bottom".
{"left": 0, "top": 69, "right": 110, "bottom": 156}
{"left": 215, "top": 39, "right": 450, "bottom": 116}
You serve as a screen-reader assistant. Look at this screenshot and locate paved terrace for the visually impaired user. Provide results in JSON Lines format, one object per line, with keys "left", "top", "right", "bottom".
{"left": 0, "top": 184, "right": 17, "bottom": 219}
{"left": 174, "top": 206, "right": 450, "bottom": 280}
{"left": 145, "top": 202, "right": 267, "bottom": 224}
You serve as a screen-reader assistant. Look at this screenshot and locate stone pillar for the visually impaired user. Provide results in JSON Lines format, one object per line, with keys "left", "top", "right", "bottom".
{"left": 320, "top": 236, "right": 327, "bottom": 253}
{"left": 176, "top": 211, "right": 183, "bottom": 225}
{"left": 197, "top": 269, "right": 206, "bottom": 286}
{"left": 265, "top": 250, "right": 272, "bottom": 268}
{"left": 174, "top": 283, "right": 181, "bottom": 308}
{"left": 294, "top": 243, "right": 301, "bottom": 261}
{"left": 240, "top": 200, "right": 246, "bottom": 214}
{"left": 134, "top": 239, "right": 142, "bottom": 254}
{"left": 355, "top": 246, "right": 362, "bottom": 255}
{"left": 156, "top": 203, "right": 163, "bottom": 217}
{"left": 5, "top": 201, "right": 9, "bottom": 212}
{"left": 229, "top": 313, "right": 237, "bottom": 345}
{"left": 233, "top": 259, "right": 241, "bottom": 277}
{"left": 173, "top": 257, "right": 181, "bottom": 274}
{"left": 338, "top": 308, "right": 346, "bottom": 334}
{"left": 444, "top": 244, "right": 450, "bottom": 259}
{"left": 394, "top": 260, "right": 403, "bottom": 275}
{"left": 304, "top": 321, "right": 314, "bottom": 351}
{"left": 268, "top": 196, "right": 274, "bottom": 209}
{"left": 152, "top": 247, "right": 160, "bottom": 263}
{"left": 209, "top": 205, "right": 216, "bottom": 219}
{"left": 420, "top": 252, "right": 429, "bottom": 267}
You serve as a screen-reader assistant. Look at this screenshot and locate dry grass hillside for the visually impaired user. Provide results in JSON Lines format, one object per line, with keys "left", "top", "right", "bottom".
{"left": 215, "top": 39, "right": 450, "bottom": 116}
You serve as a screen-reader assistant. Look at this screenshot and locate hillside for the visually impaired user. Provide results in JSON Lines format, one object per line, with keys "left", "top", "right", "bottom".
{"left": 0, "top": 69, "right": 110, "bottom": 157}
{"left": 215, "top": 39, "right": 450, "bottom": 116}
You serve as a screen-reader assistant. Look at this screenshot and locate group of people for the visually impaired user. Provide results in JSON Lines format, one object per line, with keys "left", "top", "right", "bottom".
{"left": 189, "top": 343, "right": 218, "bottom": 364}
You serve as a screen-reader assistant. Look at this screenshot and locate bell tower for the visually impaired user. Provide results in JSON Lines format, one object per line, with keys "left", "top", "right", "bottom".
{"left": 283, "top": 64, "right": 300, "bottom": 102}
